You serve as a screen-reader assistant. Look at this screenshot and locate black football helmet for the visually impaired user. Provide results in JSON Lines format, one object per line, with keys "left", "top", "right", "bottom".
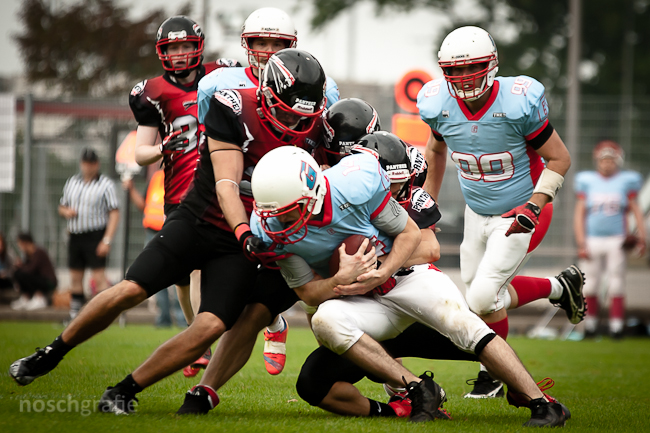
{"left": 258, "top": 49, "right": 326, "bottom": 144}
{"left": 352, "top": 131, "right": 414, "bottom": 206}
{"left": 322, "top": 98, "right": 381, "bottom": 166}
{"left": 156, "top": 16, "right": 205, "bottom": 77}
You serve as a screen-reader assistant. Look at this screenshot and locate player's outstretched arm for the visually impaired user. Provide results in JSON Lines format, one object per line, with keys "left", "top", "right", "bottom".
{"left": 134, "top": 125, "right": 163, "bottom": 166}
{"left": 423, "top": 131, "right": 447, "bottom": 201}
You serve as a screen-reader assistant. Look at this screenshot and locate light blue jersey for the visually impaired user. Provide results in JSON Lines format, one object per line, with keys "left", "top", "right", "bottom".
{"left": 251, "top": 153, "right": 393, "bottom": 278}
{"left": 417, "top": 76, "right": 550, "bottom": 215}
{"left": 575, "top": 170, "right": 642, "bottom": 237}
{"left": 198, "top": 66, "right": 340, "bottom": 124}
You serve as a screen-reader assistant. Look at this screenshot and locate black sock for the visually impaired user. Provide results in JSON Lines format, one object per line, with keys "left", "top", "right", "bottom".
{"left": 368, "top": 398, "right": 396, "bottom": 417}
{"left": 117, "top": 374, "right": 144, "bottom": 394}
{"left": 48, "top": 334, "right": 74, "bottom": 357}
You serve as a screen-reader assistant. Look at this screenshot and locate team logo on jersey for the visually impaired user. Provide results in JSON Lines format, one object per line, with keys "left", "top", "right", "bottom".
{"left": 493, "top": 112, "right": 506, "bottom": 118}
{"left": 214, "top": 89, "right": 242, "bottom": 115}
{"left": 300, "top": 161, "right": 317, "bottom": 190}
{"left": 131, "top": 80, "right": 147, "bottom": 96}
{"left": 338, "top": 202, "right": 351, "bottom": 211}
{"left": 471, "top": 125, "right": 478, "bottom": 133}
{"left": 183, "top": 99, "right": 197, "bottom": 110}
{"left": 411, "top": 189, "right": 436, "bottom": 213}
{"left": 327, "top": 228, "right": 336, "bottom": 235}
{"left": 442, "top": 110, "right": 449, "bottom": 118}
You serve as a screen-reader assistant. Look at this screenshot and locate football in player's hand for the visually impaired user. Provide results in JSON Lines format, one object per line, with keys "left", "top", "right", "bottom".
{"left": 329, "top": 235, "right": 374, "bottom": 277}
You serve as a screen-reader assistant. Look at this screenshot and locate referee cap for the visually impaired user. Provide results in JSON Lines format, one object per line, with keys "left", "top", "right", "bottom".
{"left": 81, "top": 148, "right": 99, "bottom": 162}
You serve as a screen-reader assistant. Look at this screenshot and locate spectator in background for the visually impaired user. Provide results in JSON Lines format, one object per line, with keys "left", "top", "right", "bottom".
{"left": 11, "top": 232, "right": 57, "bottom": 311}
{"left": 123, "top": 171, "right": 186, "bottom": 327}
{"left": 58, "top": 148, "right": 119, "bottom": 319}
{"left": 0, "top": 232, "right": 14, "bottom": 290}
{"left": 574, "top": 140, "right": 647, "bottom": 339}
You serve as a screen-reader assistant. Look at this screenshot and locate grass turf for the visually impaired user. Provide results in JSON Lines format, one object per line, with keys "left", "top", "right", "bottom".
{"left": 1, "top": 321, "right": 649, "bottom": 432}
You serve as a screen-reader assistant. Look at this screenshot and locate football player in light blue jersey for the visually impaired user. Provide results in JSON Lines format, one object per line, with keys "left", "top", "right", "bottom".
{"left": 417, "top": 26, "right": 586, "bottom": 398}
{"left": 248, "top": 146, "right": 572, "bottom": 426}
{"left": 197, "top": 8, "right": 339, "bottom": 124}
{"left": 574, "top": 140, "right": 646, "bottom": 339}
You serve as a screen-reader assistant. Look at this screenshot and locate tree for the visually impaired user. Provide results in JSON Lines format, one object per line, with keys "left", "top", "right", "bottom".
{"left": 309, "top": 0, "right": 650, "bottom": 96}
{"left": 14, "top": 0, "right": 182, "bottom": 96}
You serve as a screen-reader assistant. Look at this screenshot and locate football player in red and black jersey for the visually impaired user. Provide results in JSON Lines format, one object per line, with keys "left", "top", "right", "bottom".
{"left": 8, "top": 48, "right": 328, "bottom": 415}
{"left": 129, "top": 15, "right": 239, "bottom": 377}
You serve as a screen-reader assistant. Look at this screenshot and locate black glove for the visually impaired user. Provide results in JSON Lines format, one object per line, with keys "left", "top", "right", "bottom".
{"left": 235, "top": 223, "right": 291, "bottom": 268}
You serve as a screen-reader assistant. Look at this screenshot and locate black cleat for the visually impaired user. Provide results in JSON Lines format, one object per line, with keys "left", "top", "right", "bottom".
{"left": 9, "top": 346, "right": 63, "bottom": 386}
{"left": 464, "top": 371, "right": 504, "bottom": 398}
{"left": 523, "top": 398, "right": 570, "bottom": 427}
{"left": 552, "top": 265, "right": 586, "bottom": 325}
{"left": 97, "top": 385, "right": 139, "bottom": 415}
{"left": 405, "top": 371, "right": 446, "bottom": 423}
{"left": 176, "top": 385, "right": 219, "bottom": 415}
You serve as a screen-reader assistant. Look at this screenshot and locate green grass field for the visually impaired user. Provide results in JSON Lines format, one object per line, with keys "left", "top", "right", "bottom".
{"left": 1, "top": 322, "right": 649, "bottom": 433}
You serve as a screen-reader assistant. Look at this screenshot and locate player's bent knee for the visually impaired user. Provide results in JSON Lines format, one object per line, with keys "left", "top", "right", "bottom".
{"left": 311, "top": 304, "right": 361, "bottom": 355}
{"left": 466, "top": 288, "right": 499, "bottom": 316}
{"left": 191, "top": 312, "right": 226, "bottom": 340}
{"left": 296, "top": 369, "right": 331, "bottom": 407}
{"left": 105, "top": 281, "right": 147, "bottom": 309}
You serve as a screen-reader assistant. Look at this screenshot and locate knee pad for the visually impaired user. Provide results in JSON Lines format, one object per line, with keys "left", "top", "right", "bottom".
{"left": 296, "top": 349, "right": 336, "bottom": 406}
{"left": 311, "top": 303, "right": 362, "bottom": 355}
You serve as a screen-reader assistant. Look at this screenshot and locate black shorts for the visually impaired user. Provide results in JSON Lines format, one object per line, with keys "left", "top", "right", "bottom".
{"left": 126, "top": 205, "right": 293, "bottom": 329}
{"left": 162, "top": 202, "right": 190, "bottom": 287}
{"left": 68, "top": 230, "right": 107, "bottom": 270}
{"left": 296, "top": 322, "right": 480, "bottom": 406}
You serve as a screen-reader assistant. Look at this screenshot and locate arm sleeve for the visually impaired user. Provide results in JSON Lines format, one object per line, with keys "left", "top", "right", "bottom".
{"left": 197, "top": 79, "right": 213, "bottom": 125}
{"left": 277, "top": 254, "right": 315, "bottom": 289}
{"left": 371, "top": 198, "right": 408, "bottom": 236}
{"left": 522, "top": 81, "right": 552, "bottom": 149}
{"left": 203, "top": 94, "right": 245, "bottom": 146}
{"left": 60, "top": 178, "right": 70, "bottom": 206}
{"left": 128, "top": 81, "right": 161, "bottom": 127}
{"left": 104, "top": 180, "right": 119, "bottom": 211}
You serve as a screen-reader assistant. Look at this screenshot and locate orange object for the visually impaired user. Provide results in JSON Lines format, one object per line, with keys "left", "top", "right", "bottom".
{"left": 143, "top": 170, "right": 166, "bottom": 231}
{"left": 394, "top": 70, "right": 434, "bottom": 114}
{"left": 391, "top": 113, "right": 431, "bottom": 150}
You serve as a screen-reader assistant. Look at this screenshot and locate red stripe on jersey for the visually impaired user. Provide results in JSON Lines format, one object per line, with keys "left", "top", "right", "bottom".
{"left": 245, "top": 67, "right": 260, "bottom": 86}
{"left": 456, "top": 80, "right": 500, "bottom": 121}
{"left": 370, "top": 192, "right": 392, "bottom": 220}
{"left": 528, "top": 202, "right": 553, "bottom": 253}
{"left": 524, "top": 118, "right": 549, "bottom": 141}
{"left": 526, "top": 143, "right": 545, "bottom": 186}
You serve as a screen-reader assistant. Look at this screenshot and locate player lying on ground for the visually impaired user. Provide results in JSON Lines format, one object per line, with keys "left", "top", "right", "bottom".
{"left": 8, "top": 49, "right": 326, "bottom": 415}
{"left": 247, "top": 145, "right": 571, "bottom": 426}
{"left": 195, "top": 6, "right": 340, "bottom": 376}
{"left": 417, "top": 26, "right": 586, "bottom": 398}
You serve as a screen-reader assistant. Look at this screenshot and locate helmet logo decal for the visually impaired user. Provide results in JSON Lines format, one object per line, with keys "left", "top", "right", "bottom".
{"left": 366, "top": 108, "right": 379, "bottom": 133}
{"left": 300, "top": 161, "right": 317, "bottom": 190}
{"left": 167, "top": 30, "right": 188, "bottom": 40}
{"left": 268, "top": 56, "right": 296, "bottom": 92}
{"left": 192, "top": 24, "right": 203, "bottom": 38}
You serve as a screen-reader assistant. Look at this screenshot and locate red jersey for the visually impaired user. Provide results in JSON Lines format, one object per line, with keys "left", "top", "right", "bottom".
{"left": 128, "top": 62, "right": 223, "bottom": 205}
{"left": 183, "top": 87, "right": 323, "bottom": 232}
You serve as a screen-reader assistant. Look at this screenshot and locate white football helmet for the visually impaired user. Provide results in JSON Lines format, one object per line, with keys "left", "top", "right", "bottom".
{"left": 241, "top": 8, "right": 298, "bottom": 70}
{"left": 252, "top": 147, "right": 326, "bottom": 244}
{"left": 438, "top": 26, "right": 499, "bottom": 101}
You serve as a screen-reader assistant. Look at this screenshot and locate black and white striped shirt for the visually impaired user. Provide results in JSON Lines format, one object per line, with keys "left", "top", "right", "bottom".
{"left": 60, "top": 173, "right": 119, "bottom": 234}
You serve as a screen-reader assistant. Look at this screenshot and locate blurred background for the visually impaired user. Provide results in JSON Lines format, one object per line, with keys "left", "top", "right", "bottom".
{"left": 0, "top": 0, "right": 649, "bottom": 334}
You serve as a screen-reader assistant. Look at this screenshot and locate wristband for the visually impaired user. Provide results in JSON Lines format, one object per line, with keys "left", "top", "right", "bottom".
{"left": 533, "top": 168, "right": 564, "bottom": 201}
{"left": 234, "top": 223, "right": 251, "bottom": 241}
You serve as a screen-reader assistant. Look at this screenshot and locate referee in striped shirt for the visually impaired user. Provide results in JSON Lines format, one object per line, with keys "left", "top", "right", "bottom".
{"left": 58, "top": 148, "right": 119, "bottom": 318}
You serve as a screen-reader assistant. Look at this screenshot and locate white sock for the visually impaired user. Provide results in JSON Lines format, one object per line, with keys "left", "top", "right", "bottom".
{"left": 585, "top": 316, "right": 598, "bottom": 333}
{"left": 480, "top": 363, "right": 488, "bottom": 373}
{"left": 267, "top": 315, "right": 286, "bottom": 333}
{"left": 548, "top": 277, "right": 564, "bottom": 300}
{"left": 610, "top": 319, "right": 624, "bottom": 334}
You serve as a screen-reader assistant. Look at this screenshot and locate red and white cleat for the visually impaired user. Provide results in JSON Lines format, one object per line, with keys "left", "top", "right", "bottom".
{"left": 182, "top": 347, "right": 212, "bottom": 378}
{"left": 263, "top": 316, "right": 288, "bottom": 375}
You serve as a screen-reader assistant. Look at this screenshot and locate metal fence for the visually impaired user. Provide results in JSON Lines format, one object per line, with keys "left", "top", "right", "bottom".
{"left": 0, "top": 89, "right": 648, "bottom": 283}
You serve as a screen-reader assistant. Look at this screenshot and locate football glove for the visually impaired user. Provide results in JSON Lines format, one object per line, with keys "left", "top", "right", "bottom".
{"left": 159, "top": 130, "right": 185, "bottom": 157}
{"left": 235, "top": 224, "right": 291, "bottom": 269}
{"left": 502, "top": 201, "right": 541, "bottom": 237}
